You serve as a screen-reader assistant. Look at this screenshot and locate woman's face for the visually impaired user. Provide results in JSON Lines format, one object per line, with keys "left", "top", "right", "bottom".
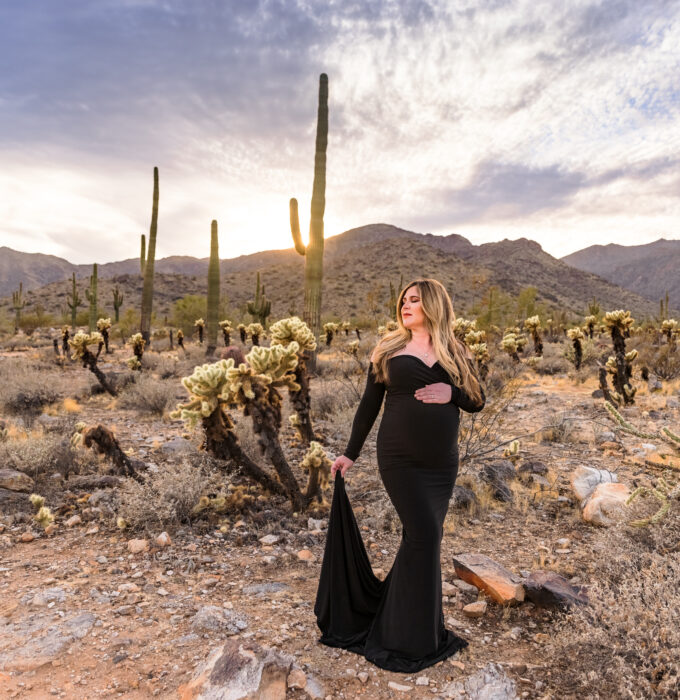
{"left": 400, "top": 285, "right": 426, "bottom": 330}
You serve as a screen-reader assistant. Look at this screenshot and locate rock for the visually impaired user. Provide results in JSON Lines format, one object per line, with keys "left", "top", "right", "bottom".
{"left": 516, "top": 461, "right": 549, "bottom": 482}
{"left": 582, "top": 482, "right": 631, "bottom": 526}
{"left": 442, "top": 581, "right": 458, "bottom": 596}
{"left": 463, "top": 601, "right": 487, "bottom": 618}
{"left": 570, "top": 466, "right": 618, "bottom": 504}
{"left": 416, "top": 675, "right": 429, "bottom": 686}
{"left": 452, "top": 579, "right": 478, "bottom": 594}
{"left": 44, "top": 523, "right": 57, "bottom": 535}
{"left": 28, "top": 588, "right": 68, "bottom": 607}
{"left": 156, "top": 532, "right": 172, "bottom": 547}
{"left": 666, "top": 397, "right": 680, "bottom": 409}
{"left": 127, "top": 538, "right": 149, "bottom": 554}
{"left": 647, "top": 375, "right": 663, "bottom": 392}
{"left": 480, "top": 462, "right": 515, "bottom": 503}
{"left": 297, "top": 549, "right": 316, "bottom": 562}
{"left": 388, "top": 681, "right": 413, "bottom": 692}
{"left": 0, "top": 612, "right": 95, "bottom": 672}
{"left": 442, "top": 662, "right": 518, "bottom": 700}
{"left": 20, "top": 532, "right": 35, "bottom": 543}
{"left": 161, "top": 437, "right": 194, "bottom": 456}
{"left": 191, "top": 605, "right": 248, "bottom": 635}
{"left": 178, "top": 638, "right": 294, "bottom": 700}
{"left": 591, "top": 389, "right": 604, "bottom": 399}
{"left": 259, "top": 534, "right": 280, "bottom": 546}
{"left": 524, "top": 571, "right": 589, "bottom": 609}
{"left": 0, "top": 469, "right": 34, "bottom": 493}
{"left": 451, "top": 485, "right": 478, "bottom": 509}
{"left": 308, "top": 517, "right": 325, "bottom": 531}
{"left": 595, "top": 430, "right": 616, "bottom": 443}
{"left": 453, "top": 553, "right": 524, "bottom": 604}
{"left": 287, "top": 668, "right": 306, "bottom": 689}
{"left": 65, "top": 515, "right": 82, "bottom": 527}
{"left": 242, "top": 582, "right": 289, "bottom": 597}
{"left": 357, "top": 672, "right": 369, "bottom": 683}
{"left": 118, "top": 583, "right": 140, "bottom": 593}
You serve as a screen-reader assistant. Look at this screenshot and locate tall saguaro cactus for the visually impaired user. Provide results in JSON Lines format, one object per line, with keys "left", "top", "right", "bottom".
{"left": 86, "top": 263, "right": 98, "bottom": 332}
{"left": 11, "top": 282, "right": 26, "bottom": 333}
{"left": 206, "top": 220, "right": 220, "bottom": 356}
{"left": 247, "top": 271, "right": 271, "bottom": 326}
{"left": 140, "top": 167, "right": 159, "bottom": 344}
{"left": 289, "top": 73, "right": 328, "bottom": 371}
{"left": 66, "top": 273, "right": 82, "bottom": 329}
{"left": 112, "top": 285, "right": 124, "bottom": 322}
{"left": 140, "top": 234, "right": 146, "bottom": 276}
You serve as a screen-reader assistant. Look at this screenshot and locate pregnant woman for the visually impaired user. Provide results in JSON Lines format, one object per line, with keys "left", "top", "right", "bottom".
{"left": 314, "top": 278, "right": 485, "bottom": 673}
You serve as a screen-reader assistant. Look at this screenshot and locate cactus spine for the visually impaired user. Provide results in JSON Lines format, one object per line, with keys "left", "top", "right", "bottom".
{"left": 85, "top": 264, "right": 98, "bottom": 332}
{"left": 11, "top": 282, "right": 25, "bottom": 332}
{"left": 289, "top": 73, "right": 328, "bottom": 371}
{"left": 140, "top": 167, "right": 159, "bottom": 344}
{"left": 206, "top": 220, "right": 220, "bottom": 355}
{"left": 112, "top": 285, "right": 124, "bottom": 323}
{"left": 247, "top": 271, "right": 271, "bottom": 326}
{"left": 140, "top": 234, "right": 146, "bottom": 276}
{"left": 66, "top": 273, "right": 82, "bottom": 329}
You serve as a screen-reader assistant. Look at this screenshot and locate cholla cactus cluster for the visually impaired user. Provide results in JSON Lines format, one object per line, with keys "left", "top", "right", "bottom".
{"left": 453, "top": 318, "right": 477, "bottom": 341}
{"left": 219, "top": 319, "right": 233, "bottom": 346}
{"left": 500, "top": 332, "right": 522, "bottom": 363}
{"left": 300, "top": 440, "right": 332, "bottom": 499}
{"left": 194, "top": 318, "right": 205, "bottom": 344}
{"left": 127, "top": 332, "right": 146, "bottom": 371}
{"left": 69, "top": 331, "right": 103, "bottom": 361}
{"left": 602, "top": 310, "right": 637, "bottom": 405}
{"left": 270, "top": 316, "right": 317, "bottom": 352}
{"left": 341, "top": 321, "right": 351, "bottom": 336}
{"left": 322, "top": 321, "right": 339, "bottom": 346}
{"left": 377, "top": 321, "right": 398, "bottom": 336}
{"left": 661, "top": 319, "right": 679, "bottom": 349}
{"left": 30, "top": 494, "right": 54, "bottom": 529}
{"left": 246, "top": 322, "right": 265, "bottom": 346}
{"left": 177, "top": 329, "right": 185, "bottom": 350}
{"left": 584, "top": 315, "right": 597, "bottom": 338}
{"left": 567, "top": 327, "right": 586, "bottom": 369}
{"left": 605, "top": 309, "right": 635, "bottom": 335}
{"left": 96, "top": 317, "right": 112, "bottom": 355}
{"left": 237, "top": 323, "right": 247, "bottom": 343}
{"left": 503, "top": 439, "right": 520, "bottom": 462}
{"left": 523, "top": 315, "right": 543, "bottom": 357}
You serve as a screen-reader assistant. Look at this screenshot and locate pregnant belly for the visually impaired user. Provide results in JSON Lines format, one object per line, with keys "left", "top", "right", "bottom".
{"left": 377, "top": 396, "right": 459, "bottom": 468}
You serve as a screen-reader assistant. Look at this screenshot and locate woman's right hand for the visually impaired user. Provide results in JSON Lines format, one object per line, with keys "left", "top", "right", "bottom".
{"left": 331, "top": 455, "right": 354, "bottom": 478}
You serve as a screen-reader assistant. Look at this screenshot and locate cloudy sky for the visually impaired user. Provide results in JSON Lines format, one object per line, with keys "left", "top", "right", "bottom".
{"left": 1, "top": 0, "right": 678, "bottom": 265}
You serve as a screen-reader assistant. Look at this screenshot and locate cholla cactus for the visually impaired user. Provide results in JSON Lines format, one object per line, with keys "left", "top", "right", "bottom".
{"left": 377, "top": 321, "right": 398, "bottom": 336}
{"left": 270, "top": 317, "right": 318, "bottom": 444}
{"left": 341, "top": 321, "right": 351, "bottom": 336}
{"left": 237, "top": 323, "right": 247, "bottom": 343}
{"left": 523, "top": 316, "right": 543, "bottom": 357}
{"left": 500, "top": 332, "right": 520, "bottom": 363}
{"left": 584, "top": 315, "right": 597, "bottom": 339}
{"left": 300, "top": 441, "right": 332, "bottom": 501}
{"left": 96, "top": 317, "right": 112, "bottom": 355}
{"left": 127, "top": 332, "right": 146, "bottom": 371}
{"left": 194, "top": 318, "right": 205, "bottom": 344}
{"left": 627, "top": 473, "right": 679, "bottom": 527}
{"left": 69, "top": 331, "right": 117, "bottom": 395}
{"left": 30, "top": 493, "right": 45, "bottom": 509}
{"left": 503, "top": 439, "right": 520, "bottom": 462}
{"left": 567, "top": 327, "right": 585, "bottom": 370}
{"left": 661, "top": 319, "right": 678, "bottom": 350}
{"left": 177, "top": 329, "right": 185, "bottom": 351}
{"left": 61, "top": 326, "right": 70, "bottom": 357}
{"left": 171, "top": 359, "right": 236, "bottom": 426}
{"left": 323, "top": 322, "right": 339, "bottom": 346}
{"left": 35, "top": 506, "right": 54, "bottom": 529}
{"left": 602, "top": 310, "right": 636, "bottom": 405}
{"left": 453, "top": 318, "right": 477, "bottom": 341}
{"left": 219, "top": 319, "right": 233, "bottom": 347}
{"left": 246, "top": 322, "right": 264, "bottom": 346}
{"left": 468, "top": 342, "right": 489, "bottom": 381}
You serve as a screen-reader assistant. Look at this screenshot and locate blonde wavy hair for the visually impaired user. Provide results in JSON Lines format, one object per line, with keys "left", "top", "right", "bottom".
{"left": 371, "top": 278, "right": 484, "bottom": 406}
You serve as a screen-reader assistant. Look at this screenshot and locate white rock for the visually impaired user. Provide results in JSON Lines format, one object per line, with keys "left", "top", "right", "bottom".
{"left": 259, "top": 534, "right": 280, "bottom": 546}
{"left": 388, "top": 681, "right": 413, "bottom": 692}
{"left": 570, "top": 466, "right": 618, "bottom": 504}
{"left": 155, "top": 532, "right": 172, "bottom": 547}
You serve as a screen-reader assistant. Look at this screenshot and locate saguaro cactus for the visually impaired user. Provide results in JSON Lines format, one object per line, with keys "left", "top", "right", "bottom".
{"left": 140, "top": 234, "right": 146, "bottom": 276}
{"left": 289, "top": 73, "right": 328, "bottom": 371}
{"left": 140, "top": 167, "right": 159, "bottom": 344}
{"left": 206, "top": 220, "right": 220, "bottom": 355}
{"left": 86, "top": 264, "right": 98, "bottom": 333}
{"left": 247, "top": 272, "right": 271, "bottom": 326}
{"left": 66, "top": 273, "right": 82, "bottom": 329}
{"left": 112, "top": 285, "right": 124, "bottom": 323}
{"left": 11, "top": 282, "right": 26, "bottom": 332}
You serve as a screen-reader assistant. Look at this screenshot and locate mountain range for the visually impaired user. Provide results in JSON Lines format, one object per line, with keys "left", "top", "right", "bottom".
{"left": 0, "top": 226, "right": 673, "bottom": 323}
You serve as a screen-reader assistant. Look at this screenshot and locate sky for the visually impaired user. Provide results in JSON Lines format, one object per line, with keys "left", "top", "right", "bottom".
{"left": 0, "top": 0, "right": 678, "bottom": 265}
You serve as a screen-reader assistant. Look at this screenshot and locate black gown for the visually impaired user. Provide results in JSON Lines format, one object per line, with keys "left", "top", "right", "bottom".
{"left": 314, "top": 354, "right": 485, "bottom": 673}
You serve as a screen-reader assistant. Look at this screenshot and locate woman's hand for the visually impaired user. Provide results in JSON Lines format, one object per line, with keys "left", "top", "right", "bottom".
{"left": 331, "top": 455, "right": 355, "bottom": 478}
{"left": 414, "top": 382, "right": 452, "bottom": 404}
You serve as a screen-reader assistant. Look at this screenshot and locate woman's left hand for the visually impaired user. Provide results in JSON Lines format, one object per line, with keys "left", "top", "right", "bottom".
{"left": 414, "top": 382, "right": 452, "bottom": 404}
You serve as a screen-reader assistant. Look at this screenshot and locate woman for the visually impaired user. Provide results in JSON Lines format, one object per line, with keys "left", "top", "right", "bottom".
{"left": 314, "top": 278, "right": 485, "bottom": 673}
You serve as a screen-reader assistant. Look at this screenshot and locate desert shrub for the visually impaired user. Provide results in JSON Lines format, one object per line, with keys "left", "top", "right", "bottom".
{"left": 116, "top": 456, "right": 215, "bottom": 532}
{"left": 311, "top": 378, "right": 357, "bottom": 420}
{"left": 118, "top": 374, "right": 177, "bottom": 416}
{"left": 0, "top": 433, "right": 78, "bottom": 480}
{"left": 562, "top": 336, "right": 601, "bottom": 368}
{"left": 0, "top": 359, "right": 59, "bottom": 425}
{"left": 139, "top": 352, "right": 180, "bottom": 378}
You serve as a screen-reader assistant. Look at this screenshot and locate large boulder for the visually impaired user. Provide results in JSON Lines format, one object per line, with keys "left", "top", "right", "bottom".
{"left": 570, "top": 466, "right": 618, "bottom": 504}
{"left": 453, "top": 553, "right": 524, "bottom": 605}
{"left": 0, "top": 469, "right": 34, "bottom": 493}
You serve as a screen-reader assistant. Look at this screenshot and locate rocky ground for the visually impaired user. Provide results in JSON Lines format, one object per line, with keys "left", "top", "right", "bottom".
{"left": 1, "top": 346, "right": 679, "bottom": 699}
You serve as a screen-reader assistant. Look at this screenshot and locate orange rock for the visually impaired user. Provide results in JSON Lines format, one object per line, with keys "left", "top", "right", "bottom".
{"left": 453, "top": 553, "right": 524, "bottom": 604}
{"left": 582, "top": 482, "right": 630, "bottom": 526}
{"left": 297, "top": 549, "right": 316, "bottom": 562}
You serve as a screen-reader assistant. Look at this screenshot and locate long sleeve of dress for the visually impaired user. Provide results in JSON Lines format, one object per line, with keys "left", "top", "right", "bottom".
{"left": 448, "top": 379, "right": 485, "bottom": 413}
{"left": 343, "top": 363, "right": 386, "bottom": 461}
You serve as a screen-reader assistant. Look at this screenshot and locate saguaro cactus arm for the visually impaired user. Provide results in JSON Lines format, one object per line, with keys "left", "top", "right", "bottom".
{"left": 290, "top": 199, "right": 306, "bottom": 256}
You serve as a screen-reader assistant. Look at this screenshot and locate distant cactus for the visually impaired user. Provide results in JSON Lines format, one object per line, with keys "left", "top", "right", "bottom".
{"left": 177, "top": 329, "right": 185, "bottom": 352}
{"left": 61, "top": 326, "right": 70, "bottom": 357}
{"left": 500, "top": 332, "right": 521, "bottom": 363}
{"left": 270, "top": 316, "right": 318, "bottom": 444}
{"left": 238, "top": 323, "right": 247, "bottom": 343}
{"left": 523, "top": 315, "right": 543, "bottom": 357}
{"left": 206, "top": 220, "right": 220, "bottom": 355}
{"left": 140, "top": 167, "right": 159, "bottom": 344}
{"left": 194, "top": 318, "right": 205, "bottom": 345}
{"left": 96, "top": 317, "right": 112, "bottom": 355}
{"left": 377, "top": 321, "right": 398, "bottom": 336}
{"left": 85, "top": 263, "right": 98, "bottom": 332}
{"left": 66, "top": 273, "right": 82, "bottom": 330}
{"left": 503, "top": 439, "right": 520, "bottom": 462}
{"left": 112, "top": 285, "right": 124, "bottom": 323}
{"left": 127, "top": 332, "right": 145, "bottom": 370}
{"left": 567, "top": 327, "right": 585, "bottom": 370}
{"left": 602, "top": 310, "right": 636, "bottom": 405}
{"left": 69, "top": 331, "right": 117, "bottom": 395}
{"left": 323, "top": 321, "right": 339, "bottom": 346}
{"left": 172, "top": 345, "right": 330, "bottom": 510}
{"left": 661, "top": 319, "right": 678, "bottom": 350}
{"left": 453, "top": 318, "right": 477, "bottom": 342}
{"left": 11, "top": 282, "right": 26, "bottom": 332}
{"left": 388, "top": 274, "right": 403, "bottom": 321}
{"left": 289, "top": 73, "right": 328, "bottom": 372}
{"left": 31, "top": 495, "right": 54, "bottom": 530}
{"left": 219, "top": 320, "right": 233, "bottom": 347}
{"left": 584, "top": 315, "right": 597, "bottom": 339}
{"left": 247, "top": 322, "right": 264, "bottom": 346}
{"left": 355, "top": 327, "right": 361, "bottom": 341}
{"left": 341, "top": 321, "right": 351, "bottom": 336}
{"left": 140, "top": 233, "right": 146, "bottom": 276}
{"left": 247, "top": 271, "right": 271, "bottom": 326}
